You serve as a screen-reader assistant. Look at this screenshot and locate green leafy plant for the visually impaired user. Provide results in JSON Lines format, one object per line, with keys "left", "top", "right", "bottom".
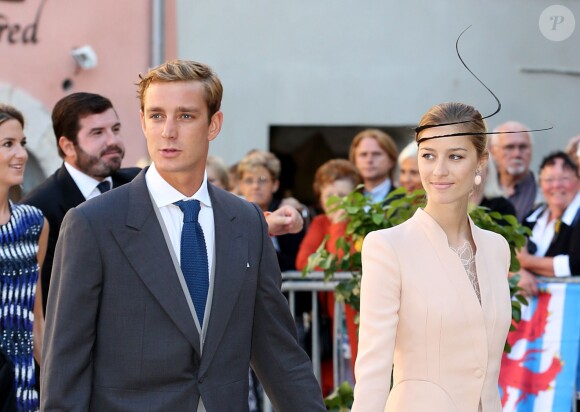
{"left": 324, "top": 381, "right": 354, "bottom": 412}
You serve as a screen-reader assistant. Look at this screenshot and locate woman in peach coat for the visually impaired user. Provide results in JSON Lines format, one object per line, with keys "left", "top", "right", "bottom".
{"left": 352, "top": 102, "right": 512, "bottom": 412}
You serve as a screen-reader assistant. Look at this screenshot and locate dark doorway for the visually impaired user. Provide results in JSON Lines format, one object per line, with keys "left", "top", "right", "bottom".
{"left": 269, "top": 125, "right": 414, "bottom": 208}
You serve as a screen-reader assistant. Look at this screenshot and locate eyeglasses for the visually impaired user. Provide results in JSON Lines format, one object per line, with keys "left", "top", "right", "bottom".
{"left": 241, "top": 175, "right": 272, "bottom": 186}
{"left": 501, "top": 144, "right": 530, "bottom": 153}
{"left": 540, "top": 176, "right": 576, "bottom": 185}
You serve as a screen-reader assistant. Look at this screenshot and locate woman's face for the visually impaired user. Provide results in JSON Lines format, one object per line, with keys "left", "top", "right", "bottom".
{"left": 399, "top": 155, "right": 422, "bottom": 193}
{"left": 320, "top": 178, "right": 355, "bottom": 222}
{"left": 539, "top": 158, "right": 579, "bottom": 213}
{"left": 238, "top": 165, "right": 278, "bottom": 210}
{"left": 0, "top": 119, "right": 27, "bottom": 190}
{"left": 418, "top": 126, "right": 481, "bottom": 206}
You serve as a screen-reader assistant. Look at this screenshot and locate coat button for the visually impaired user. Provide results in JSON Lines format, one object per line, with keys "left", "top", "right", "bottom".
{"left": 198, "top": 375, "right": 206, "bottom": 384}
{"left": 475, "top": 368, "right": 484, "bottom": 378}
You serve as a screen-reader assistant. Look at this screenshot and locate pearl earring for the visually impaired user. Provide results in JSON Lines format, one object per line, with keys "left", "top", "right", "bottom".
{"left": 474, "top": 171, "right": 482, "bottom": 186}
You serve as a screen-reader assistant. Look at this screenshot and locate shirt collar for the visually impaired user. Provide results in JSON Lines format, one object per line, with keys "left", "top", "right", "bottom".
{"left": 145, "top": 163, "right": 212, "bottom": 209}
{"left": 365, "top": 178, "right": 392, "bottom": 203}
{"left": 562, "top": 192, "right": 580, "bottom": 226}
{"left": 526, "top": 191, "right": 580, "bottom": 226}
{"left": 64, "top": 161, "right": 113, "bottom": 199}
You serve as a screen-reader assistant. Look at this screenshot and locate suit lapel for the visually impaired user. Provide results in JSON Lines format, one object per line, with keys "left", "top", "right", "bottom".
{"left": 200, "top": 186, "right": 249, "bottom": 373}
{"left": 111, "top": 171, "right": 201, "bottom": 354}
{"left": 55, "top": 164, "right": 86, "bottom": 214}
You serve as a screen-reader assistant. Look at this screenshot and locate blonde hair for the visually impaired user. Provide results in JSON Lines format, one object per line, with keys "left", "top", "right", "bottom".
{"left": 207, "top": 155, "right": 229, "bottom": 189}
{"left": 137, "top": 60, "right": 223, "bottom": 120}
{"left": 482, "top": 155, "right": 504, "bottom": 198}
{"left": 237, "top": 150, "right": 281, "bottom": 180}
{"left": 349, "top": 129, "right": 398, "bottom": 180}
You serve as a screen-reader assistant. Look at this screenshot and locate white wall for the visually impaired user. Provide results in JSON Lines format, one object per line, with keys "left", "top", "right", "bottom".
{"left": 176, "top": 0, "right": 580, "bottom": 173}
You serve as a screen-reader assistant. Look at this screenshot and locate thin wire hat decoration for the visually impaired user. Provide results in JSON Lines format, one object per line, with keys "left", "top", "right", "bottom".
{"left": 415, "top": 26, "right": 553, "bottom": 144}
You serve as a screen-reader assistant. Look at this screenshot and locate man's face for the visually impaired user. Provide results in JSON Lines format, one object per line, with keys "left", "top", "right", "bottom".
{"left": 491, "top": 132, "right": 532, "bottom": 177}
{"left": 70, "top": 108, "right": 124, "bottom": 179}
{"left": 140, "top": 81, "right": 222, "bottom": 190}
{"left": 353, "top": 136, "right": 393, "bottom": 184}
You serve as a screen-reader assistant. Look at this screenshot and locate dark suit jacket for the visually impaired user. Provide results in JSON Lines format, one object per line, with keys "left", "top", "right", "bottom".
{"left": 524, "top": 202, "right": 580, "bottom": 275}
{"left": 40, "top": 169, "right": 325, "bottom": 412}
{"left": 21, "top": 164, "right": 140, "bottom": 312}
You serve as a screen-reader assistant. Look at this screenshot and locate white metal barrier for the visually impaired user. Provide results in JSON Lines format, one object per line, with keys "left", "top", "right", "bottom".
{"left": 261, "top": 271, "right": 353, "bottom": 412}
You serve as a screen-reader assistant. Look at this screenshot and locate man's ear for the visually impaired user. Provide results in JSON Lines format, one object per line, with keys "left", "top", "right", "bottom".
{"left": 140, "top": 110, "right": 146, "bottom": 135}
{"left": 208, "top": 111, "right": 223, "bottom": 142}
{"left": 272, "top": 179, "right": 280, "bottom": 193}
{"left": 58, "top": 136, "right": 76, "bottom": 159}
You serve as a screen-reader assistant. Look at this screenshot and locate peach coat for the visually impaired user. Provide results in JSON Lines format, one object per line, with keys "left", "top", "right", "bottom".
{"left": 352, "top": 208, "right": 511, "bottom": 412}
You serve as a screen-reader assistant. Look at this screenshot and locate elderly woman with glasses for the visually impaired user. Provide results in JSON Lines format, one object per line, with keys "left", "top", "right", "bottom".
{"left": 236, "top": 149, "right": 305, "bottom": 271}
{"left": 516, "top": 151, "right": 580, "bottom": 296}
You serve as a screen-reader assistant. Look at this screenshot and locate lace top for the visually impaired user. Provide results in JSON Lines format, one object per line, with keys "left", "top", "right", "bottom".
{"left": 449, "top": 240, "right": 480, "bottom": 304}
{"left": 449, "top": 240, "right": 482, "bottom": 412}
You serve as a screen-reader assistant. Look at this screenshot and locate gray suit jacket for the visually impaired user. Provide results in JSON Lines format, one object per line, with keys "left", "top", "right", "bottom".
{"left": 41, "top": 169, "right": 325, "bottom": 412}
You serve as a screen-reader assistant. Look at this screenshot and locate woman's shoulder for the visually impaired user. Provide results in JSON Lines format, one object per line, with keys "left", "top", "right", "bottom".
{"left": 364, "top": 214, "right": 419, "bottom": 245}
{"left": 473, "top": 224, "right": 510, "bottom": 254}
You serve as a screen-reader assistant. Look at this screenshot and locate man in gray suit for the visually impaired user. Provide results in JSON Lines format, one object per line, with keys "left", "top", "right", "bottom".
{"left": 41, "top": 60, "right": 326, "bottom": 411}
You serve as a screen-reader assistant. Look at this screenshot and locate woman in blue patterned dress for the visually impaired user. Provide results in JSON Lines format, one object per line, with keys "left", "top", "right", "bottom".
{"left": 0, "top": 104, "right": 48, "bottom": 412}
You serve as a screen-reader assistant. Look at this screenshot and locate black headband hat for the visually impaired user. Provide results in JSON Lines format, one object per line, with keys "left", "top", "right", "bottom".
{"left": 415, "top": 26, "right": 552, "bottom": 144}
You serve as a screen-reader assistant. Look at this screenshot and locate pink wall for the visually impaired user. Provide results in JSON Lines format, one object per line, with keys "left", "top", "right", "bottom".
{"left": 0, "top": 0, "right": 159, "bottom": 173}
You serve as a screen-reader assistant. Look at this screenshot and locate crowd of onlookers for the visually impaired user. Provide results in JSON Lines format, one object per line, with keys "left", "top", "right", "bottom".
{"left": 1, "top": 86, "right": 579, "bottom": 410}
{"left": 210, "top": 125, "right": 580, "bottom": 296}
{"left": 208, "top": 125, "right": 580, "bottom": 397}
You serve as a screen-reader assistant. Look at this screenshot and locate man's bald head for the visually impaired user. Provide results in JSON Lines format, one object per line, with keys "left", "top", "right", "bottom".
{"left": 490, "top": 121, "right": 533, "bottom": 177}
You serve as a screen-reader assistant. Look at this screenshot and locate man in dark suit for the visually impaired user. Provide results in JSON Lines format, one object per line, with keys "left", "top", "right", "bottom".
{"left": 41, "top": 60, "right": 325, "bottom": 411}
{"left": 22, "top": 93, "right": 140, "bottom": 313}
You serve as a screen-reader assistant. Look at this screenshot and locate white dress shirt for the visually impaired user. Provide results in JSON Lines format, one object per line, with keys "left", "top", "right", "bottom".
{"left": 145, "top": 163, "right": 215, "bottom": 412}
{"left": 365, "top": 177, "right": 392, "bottom": 204}
{"left": 64, "top": 162, "right": 113, "bottom": 200}
{"left": 145, "top": 163, "right": 215, "bottom": 282}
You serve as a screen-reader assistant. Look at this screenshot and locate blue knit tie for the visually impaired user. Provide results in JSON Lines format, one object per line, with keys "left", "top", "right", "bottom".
{"left": 175, "top": 199, "right": 209, "bottom": 327}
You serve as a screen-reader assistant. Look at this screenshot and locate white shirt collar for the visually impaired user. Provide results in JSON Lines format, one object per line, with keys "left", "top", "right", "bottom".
{"left": 365, "top": 178, "right": 392, "bottom": 203}
{"left": 145, "top": 163, "right": 212, "bottom": 209}
{"left": 64, "top": 161, "right": 113, "bottom": 200}
{"left": 562, "top": 191, "right": 580, "bottom": 226}
{"left": 527, "top": 191, "right": 580, "bottom": 226}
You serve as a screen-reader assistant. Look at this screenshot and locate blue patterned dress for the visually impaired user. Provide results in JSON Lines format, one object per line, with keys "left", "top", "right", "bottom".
{"left": 0, "top": 201, "right": 44, "bottom": 412}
